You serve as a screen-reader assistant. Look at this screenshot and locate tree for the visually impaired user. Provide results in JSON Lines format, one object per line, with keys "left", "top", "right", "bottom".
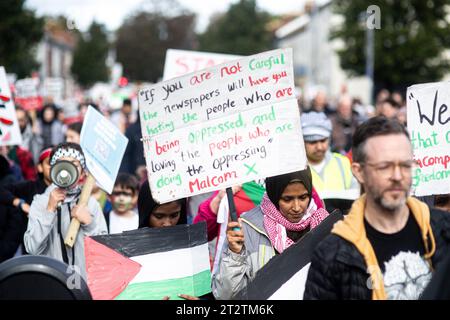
{"left": 0, "top": 0, "right": 44, "bottom": 77}
{"left": 115, "top": 0, "right": 196, "bottom": 82}
{"left": 331, "top": 0, "right": 450, "bottom": 91}
{"left": 71, "top": 21, "right": 110, "bottom": 88}
{"left": 198, "top": 0, "right": 273, "bottom": 55}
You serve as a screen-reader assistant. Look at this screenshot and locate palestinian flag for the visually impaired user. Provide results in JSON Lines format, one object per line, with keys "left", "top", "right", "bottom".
{"left": 85, "top": 222, "right": 211, "bottom": 300}
{"left": 233, "top": 211, "right": 343, "bottom": 300}
{"left": 233, "top": 181, "right": 266, "bottom": 215}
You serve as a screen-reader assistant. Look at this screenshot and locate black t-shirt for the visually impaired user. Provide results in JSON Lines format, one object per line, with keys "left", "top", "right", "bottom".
{"left": 364, "top": 213, "right": 432, "bottom": 300}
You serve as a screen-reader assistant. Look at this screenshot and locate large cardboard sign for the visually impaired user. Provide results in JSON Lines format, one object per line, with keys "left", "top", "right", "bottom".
{"left": 407, "top": 82, "right": 450, "bottom": 196}
{"left": 0, "top": 67, "right": 22, "bottom": 146}
{"left": 163, "top": 49, "right": 241, "bottom": 80}
{"left": 80, "top": 106, "right": 128, "bottom": 194}
{"left": 139, "top": 48, "right": 308, "bottom": 203}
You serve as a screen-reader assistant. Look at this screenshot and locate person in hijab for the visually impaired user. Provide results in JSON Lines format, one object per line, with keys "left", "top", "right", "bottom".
{"left": 137, "top": 180, "right": 187, "bottom": 228}
{"left": 212, "top": 167, "right": 329, "bottom": 300}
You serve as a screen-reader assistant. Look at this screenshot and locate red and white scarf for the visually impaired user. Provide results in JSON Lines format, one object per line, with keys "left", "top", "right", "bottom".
{"left": 262, "top": 193, "right": 329, "bottom": 253}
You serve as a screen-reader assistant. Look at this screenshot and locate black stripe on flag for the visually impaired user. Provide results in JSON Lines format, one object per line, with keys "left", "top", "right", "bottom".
{"left": 233, "top": 211, "right": 343, "bottom": 300}
{"left": 91, "top": 222, "right": 207, "bottom": 257}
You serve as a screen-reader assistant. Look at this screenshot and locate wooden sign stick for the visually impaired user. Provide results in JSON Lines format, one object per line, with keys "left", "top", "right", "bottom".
{"left": 64, "top": 173, "right": 96, "bottom": 247}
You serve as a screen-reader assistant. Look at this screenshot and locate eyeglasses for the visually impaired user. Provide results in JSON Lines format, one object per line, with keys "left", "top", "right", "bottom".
{"left": 361, "top": 160, "right": 417, "bottom": 177}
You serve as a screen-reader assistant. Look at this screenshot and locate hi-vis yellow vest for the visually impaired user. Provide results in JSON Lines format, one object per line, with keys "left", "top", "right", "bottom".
{"left": 311, "top": 153, "right": 353, "bottom": 193}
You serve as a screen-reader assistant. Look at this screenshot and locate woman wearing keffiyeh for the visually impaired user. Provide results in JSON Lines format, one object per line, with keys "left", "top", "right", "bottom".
{"left": 212, "top": 167, "right": 329, "bottom": 300}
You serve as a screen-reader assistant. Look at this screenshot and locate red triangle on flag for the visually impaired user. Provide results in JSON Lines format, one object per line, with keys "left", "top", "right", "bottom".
{"left": 85, "top": 237, "right": 141, "bottom": 300}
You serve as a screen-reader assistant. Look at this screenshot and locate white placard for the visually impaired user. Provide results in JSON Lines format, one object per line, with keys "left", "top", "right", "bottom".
{"left": 80, "top": 106, "right": 128, "bottom": 194}
{"left": 0, "top": 67, "right": 22, "bottom": 146}
{"left": 163, "top": 49, "right": 241, "bottom": 81}
{"left": 407, "top": 82, "right": 450, "bottom": 196}
{"left": 42, "top": 77, "right": 64, "bottom": 100}
{"left": 14, "top": 77, "right": 42, "bottom": 111}
{"left": 139, "top": 48, "right": 307, "bottom": 203}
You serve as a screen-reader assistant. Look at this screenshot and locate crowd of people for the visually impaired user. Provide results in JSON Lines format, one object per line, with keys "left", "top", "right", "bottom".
{"left": 1, "top": 86, "right": 449, "bottom": 300}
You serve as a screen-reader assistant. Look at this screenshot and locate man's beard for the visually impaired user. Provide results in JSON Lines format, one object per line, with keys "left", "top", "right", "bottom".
{"left": 372, "top": 185, "right": 409, "bottom": 212}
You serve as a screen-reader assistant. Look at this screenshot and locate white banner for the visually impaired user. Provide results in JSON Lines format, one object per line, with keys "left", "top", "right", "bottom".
{"left": 42, "top": 77, "right": 64, "bottom": 100}
{"left": 407, "top": 82, "right": 450, "bottom": 196}
{"left": 139, "top": 48, "right": 307, "bottom": 203}
{"left": 0, "top": 67, "right": 22, "bottom": 146}
{"left": 163, "top": 49, "right": 241, "bottom": 81}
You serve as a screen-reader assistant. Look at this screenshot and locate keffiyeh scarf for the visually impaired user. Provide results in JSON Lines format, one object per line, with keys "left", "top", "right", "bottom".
{"left": 261, "top": 193, "right": 328, "bottom": 253}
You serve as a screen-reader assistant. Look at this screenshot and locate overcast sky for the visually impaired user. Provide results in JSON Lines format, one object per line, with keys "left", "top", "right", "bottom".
{"left": 26, "top": 0, "right": 306, "bottom": 33}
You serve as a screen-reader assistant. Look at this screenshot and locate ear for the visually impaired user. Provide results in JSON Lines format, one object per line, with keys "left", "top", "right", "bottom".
{"left": 37, "top": 163, "right": 43, "bottom": 174}
{"left": 351, "top": 162, "right": 366, "bottom": 185}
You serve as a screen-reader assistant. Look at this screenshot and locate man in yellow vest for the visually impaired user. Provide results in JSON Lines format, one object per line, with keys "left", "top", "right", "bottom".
{"left": 304, "top": 117, "right": 450, "bottom": 300}
{"left": 301, "top": 111, "right": 359, "bottom": 197}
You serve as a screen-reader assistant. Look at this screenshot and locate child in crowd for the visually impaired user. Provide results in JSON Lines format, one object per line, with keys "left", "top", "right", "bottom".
{"left": 137, "top": 179, "right": 187, "bottom": 228}
{"left": 104, "top": 173, "right": 139, "bottom": 234}
{"left": 24, "top": 142, "right": 107, "bottom": 279}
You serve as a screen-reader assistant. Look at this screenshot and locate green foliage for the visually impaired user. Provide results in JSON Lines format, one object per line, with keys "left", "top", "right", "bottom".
{"left": 198, "top": 0, "right": 273, "bottom": 55}
{"left": 115, "top": 8, "right": 196, "bottom": 82}
{"left": 0, "top": 0, "right": 44, "bottom": 77}
{"left": 71, "top": 21, "right": 110, "bottom": 88}
{"left": 331, "top": 0, "right": 450, "bottom": 89}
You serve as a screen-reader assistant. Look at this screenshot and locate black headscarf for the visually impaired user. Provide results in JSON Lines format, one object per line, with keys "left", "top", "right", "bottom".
{"left": 265, "top": 167, "right": 313, "bottom": 210}
{"left": 137, "top": 180, "right": 187, "bottom": 228}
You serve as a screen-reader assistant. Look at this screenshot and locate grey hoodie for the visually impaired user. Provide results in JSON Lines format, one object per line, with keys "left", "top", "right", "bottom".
{"left": 24, "top": 184, "right": 108, "bottom": 279}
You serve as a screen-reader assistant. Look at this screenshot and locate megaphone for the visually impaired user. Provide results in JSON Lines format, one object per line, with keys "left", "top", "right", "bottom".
{"left": 50, "top": 160, "right": 79, "bottom": 189}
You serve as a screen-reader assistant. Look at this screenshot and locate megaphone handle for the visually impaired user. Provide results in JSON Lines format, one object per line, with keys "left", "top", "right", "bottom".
{"left": 64, "top": 174, "right": 96, "bottom": 248}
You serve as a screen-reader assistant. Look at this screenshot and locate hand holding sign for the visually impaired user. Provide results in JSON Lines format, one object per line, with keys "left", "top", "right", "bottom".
{"left": 227, "top": 218, "right": 244, "bottom": 254}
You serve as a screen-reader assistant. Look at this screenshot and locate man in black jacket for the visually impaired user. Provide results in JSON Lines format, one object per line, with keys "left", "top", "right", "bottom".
{"left": 304, "top": 117, "right": 450, "bottom": 300}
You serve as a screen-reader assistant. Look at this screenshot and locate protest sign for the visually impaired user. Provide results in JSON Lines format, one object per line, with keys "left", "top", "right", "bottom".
{"left": 233, "top": 211, "right": 343, "bottom": 300}
{"left": 163, "top": 49, "right": 241, "bottom": 81}
{"left": 80, "top": 106, "right": 129, "bottom": 194}
{"left": 139, "top": 48, "right": 307, "bottom": 204}
{"left": 14, "top": 78, "right": 43, "bottom": 111}
{"left": 64, "top": 106, "right": 128, "bottom": 247}
{"left": 0, "top": 67, "right": 22, "bottom": 146}
{"left": 407, "top": 82, "right": 450, "bottom": 196}
{"left": 42, "top": 77, "right": 64, "bottom": 101}
{"left": 85, "top": 222, "right": 211, "bottom": 300}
